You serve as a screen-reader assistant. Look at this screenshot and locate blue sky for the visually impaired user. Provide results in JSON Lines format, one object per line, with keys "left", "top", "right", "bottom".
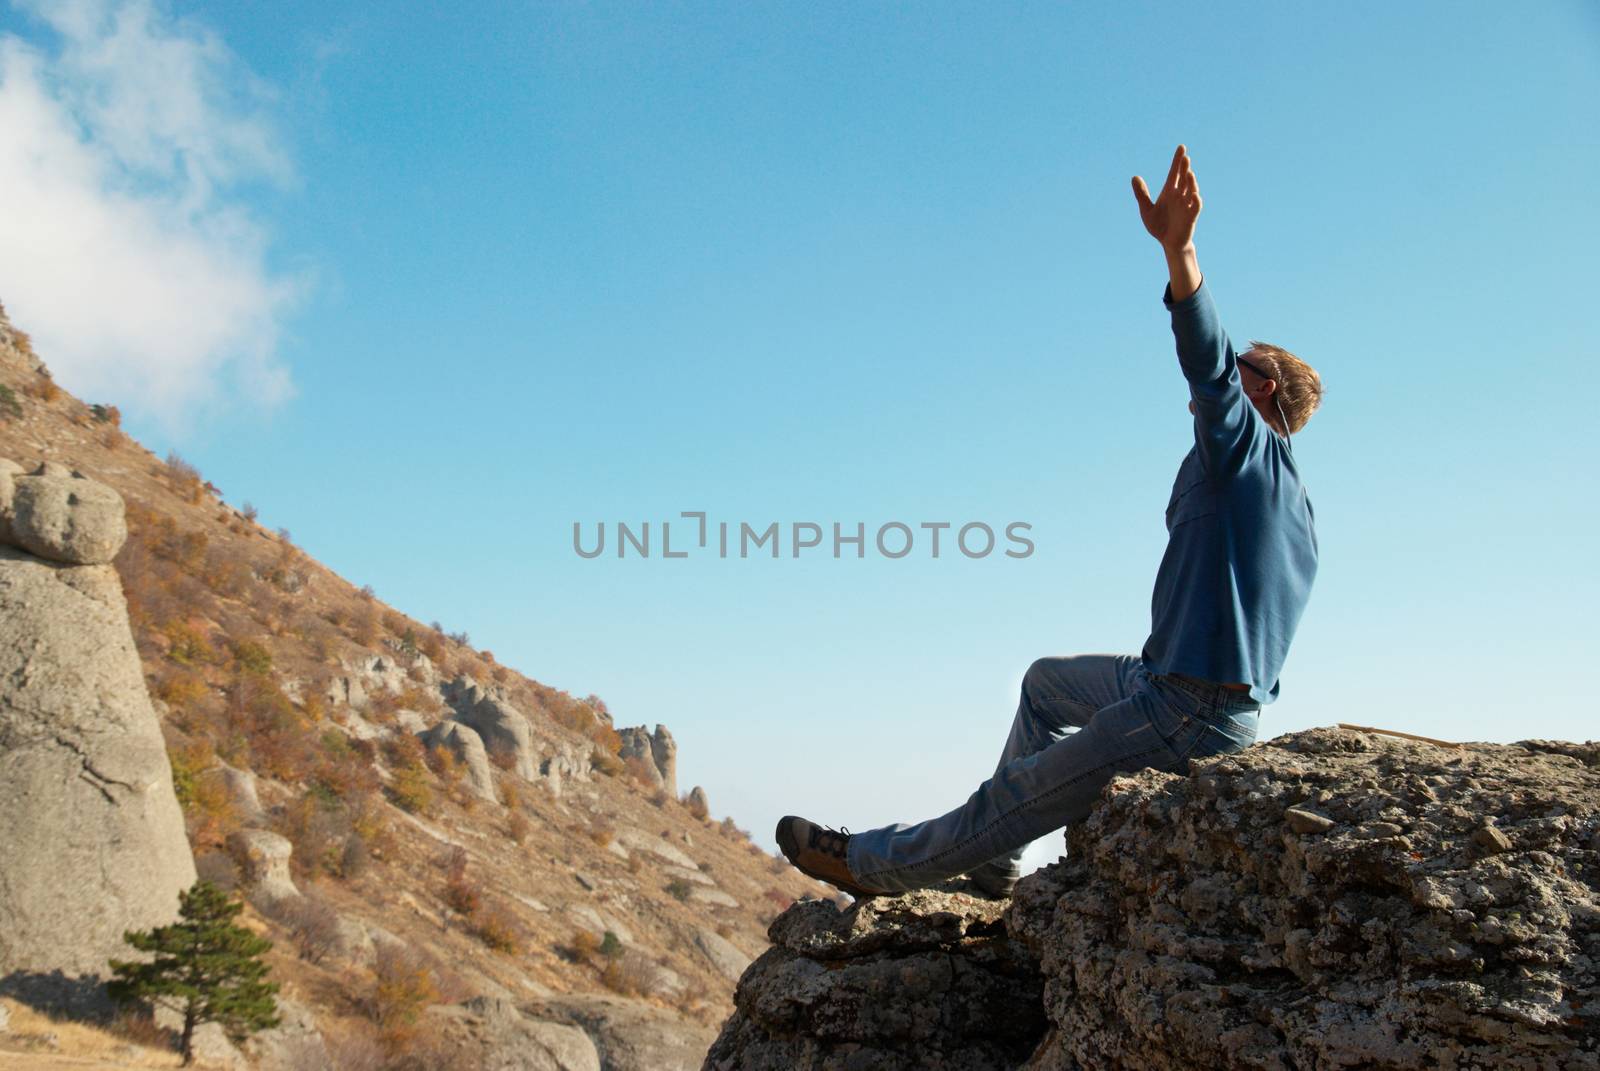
{"left": 2, "top": 1, "right": 1597, "bottom": 872}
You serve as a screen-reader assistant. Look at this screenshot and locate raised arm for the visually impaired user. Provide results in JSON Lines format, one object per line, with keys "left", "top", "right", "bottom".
{"left": 1132, "top": 145, "right": 1259, "bottom": 477}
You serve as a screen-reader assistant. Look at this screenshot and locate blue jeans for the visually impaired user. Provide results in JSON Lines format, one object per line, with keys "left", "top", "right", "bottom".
{"left": 847, "top": 654, "right": 1261, "bottom": 893}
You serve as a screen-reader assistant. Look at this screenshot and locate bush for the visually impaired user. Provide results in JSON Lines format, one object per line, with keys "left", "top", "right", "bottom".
{"left": 164, "top": 619, "right": 217, "bottom": 666}
{"left": 570, "top": 929, "right": 603, "bottom": 965}
{"left": 587, "top": 822, "right": 614, "bottom": 849}
{"left": 278, "top": 889, "right": 344, "bottom": 965}
{"left": 0, "top": 383, "right": 20, "bottom": 420}
{"left": 590, "top": 747, "right": 624, "bottom": 777}
{"left": 507, "top": 811, "right": 530, "bottom": 845}
{"left": 90, "top": 402, "right": 122, "bottom": 425}
{"left": 391, "top": 764, "right": 433, "bottom": 815}
{"left": 471, "top": 901, "right": 521, "bottom": 954}
{"left": 165, "top": 451, "right": 204, "bottom": 503}
{"left": 665, "top": 879, "right": 692, "bottom": 902}
{"left": 155, "top": 668, "right": 210, "bottom": 710}
{"left": 366, "top": 944, "right": 439, "bottom": 1047}
{"left": 601, "top": 951, "right": 665, "bottom": 998}
{"left": 231, "top": 639, "right": 273, "bottom": 677}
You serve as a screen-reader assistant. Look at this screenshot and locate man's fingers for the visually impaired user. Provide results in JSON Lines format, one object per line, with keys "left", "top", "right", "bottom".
{"left": 1163, "top": 145, "right": 1185, "bottom": 191}
{"left": 1131, "top": 176, "right": 1154, "bottom": 210}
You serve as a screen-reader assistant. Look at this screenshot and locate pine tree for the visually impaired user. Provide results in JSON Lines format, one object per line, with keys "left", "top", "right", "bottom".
{"left": 108, "top": 880, "right": 281, "bottom": 1066}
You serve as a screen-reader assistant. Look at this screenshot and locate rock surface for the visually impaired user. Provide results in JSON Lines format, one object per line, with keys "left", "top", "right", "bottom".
{"left": 4, "top": 461, "right": 127, "bottom": 565}
{"left": 227, "top": 830, "right": 299, "bottom": 905}
{"left": 445, "top": 676, "right": 540, "bottom": 780}
{"left": 708, "top": 728, "right": 1600, "bottom": 1070}
{"left": 704, "top": 887, "right": 1046, "bottom": 1070}
{"left": 420, "top": 719, "right": 499, "bottom": 802}
{"left": 0, "top": 460, "right": 195, "bottom": 1011}
{"left": 618, "top": 724, "right": 676, "bottom": 794}
{"left": 430, "top": 994, "right": 600, "bottom": 1071}
{"left": 529, "top": 992, "right": 717, "bottom": 1071}
{"left": 1006, "top": 728, "right": 1600, "bottom": 1070}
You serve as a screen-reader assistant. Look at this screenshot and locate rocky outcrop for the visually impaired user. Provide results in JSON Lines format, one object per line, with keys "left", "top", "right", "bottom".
{"left": 618, "top": 724, "right": 676, "bottom": 794}
{"left": 227, "top": 830, "right": 299, "bottom": 905}
{"left": 687, "top": 784, "right": 711, "bottom": 816}
{"left": 0, "top": 459, "right": 196, "bottom": 1011}
{"left": 529, "top": 992, "right": 717, "bottom": 1071}
{"left": 420, "top": 719, "right": 499, "bottom": 802}
{"left": 708, "top": 729, "right": 1600, "bottom": 1070}
{"left": 704, "top": 888, "right": 1046, "bottom": 1070}
{"left": 429, "top": 995, "right": 601, "bottom": 1071}
{"left": 1008, "top": 728, "right": 1600, "bottom": 1071}
{"left": 444, "top": 676, "right": 539, "bottom": 780}
{"left": 539, "top": 739, "right": 594, "bottom": 798}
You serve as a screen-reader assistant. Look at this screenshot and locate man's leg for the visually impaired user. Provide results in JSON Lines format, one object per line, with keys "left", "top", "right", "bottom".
{"left": 845, "top": 660, "right": 1191, "bottom": 893}
{"left": 965, "top": 654, "right": 1142, "bottom": 893}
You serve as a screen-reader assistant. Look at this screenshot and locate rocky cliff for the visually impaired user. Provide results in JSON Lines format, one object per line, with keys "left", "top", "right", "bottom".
{"left": 0, "top": 460, "right": 197, "bottom": 1011}
{"left": 709, "top": 728, "right": 1600, "bottom": 1070}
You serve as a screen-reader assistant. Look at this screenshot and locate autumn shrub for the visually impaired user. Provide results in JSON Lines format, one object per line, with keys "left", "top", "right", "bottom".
{"left": 507, "top": 811, "right": 530, "bottom": 845}
{"left": 486, "top": 741, "right": 517, "bottom": 772}
{"left": 0, "top": 383, "right": 20, "bottom": 420}
{"left": 164, "top": 451, "right": 204, "bottom": 503}
{"left": 763, "top": 887, "right": 794, "bottom": 912}
{"left": 164, "top": 619, "right": 217, "bottom": 666}
{"left": 90, "top": 402, "right": 122, "bottom": 425}
{"left": 570, "top": 929, "right": 603, "bottom": 965}
{"left": 590, "top": 747, "right": 623, "bottom": 777}
{"left": 626, "top": 853, "right": 643, "bottom": 875}
{"left": 274, "top": 790, "right": 356, "bottom": 879}
{"left": 442, "top": 848, "right": 481, "bottom": 916}
{"left": 168, "top": 740, "right": 239, "bottom": 851}
{"left": 28, "top": 369, "right": 60, "bottom": 402}
{"left": 231, "top": 638, "right": 273, "bottom": 677}
{"left": 601, "top": 951, "right": 665, "bottom": 998}
{"left": 471, "top": 901, "right": 521, "bottom": 954}
{"left": 278, "top": 888, "right": 343, "bottom": 965}
{"left": 390, "top": 764, "right": 433, "bottom": 815}
{"left": 587, "top": 822, "right": 614, "bottom": 849}
{"left": 155, "top": 668, "right": 209, "bottom": 710}
{"left": 366, "top": 944, "right": 440, "bottom": 1049}
{"left": 665, "top": 878, "right": 692, "bottom": 902}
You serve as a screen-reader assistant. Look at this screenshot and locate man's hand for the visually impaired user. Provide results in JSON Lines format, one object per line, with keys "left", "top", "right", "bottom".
{"left": 1133, "top": 144, "right": 1203, "bottom": 302}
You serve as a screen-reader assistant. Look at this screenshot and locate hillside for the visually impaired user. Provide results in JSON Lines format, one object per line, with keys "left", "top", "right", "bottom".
{"left": 0, "top": 301, "right": 836, "bottom": 1070}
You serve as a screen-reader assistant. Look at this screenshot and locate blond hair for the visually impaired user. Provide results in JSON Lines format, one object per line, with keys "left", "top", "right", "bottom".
{"left": 1244, "top": 341, "right": 1323, "bottom": 434}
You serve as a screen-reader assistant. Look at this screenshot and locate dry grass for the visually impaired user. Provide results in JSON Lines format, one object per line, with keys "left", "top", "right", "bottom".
{"left": 0, "top": 998, "right": 182, "bottom": 1067}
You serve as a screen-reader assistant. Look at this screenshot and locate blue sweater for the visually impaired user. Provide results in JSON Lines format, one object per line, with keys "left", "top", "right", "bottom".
{"left": 1141, "top": 279, "right": 1318, "bottom": 705}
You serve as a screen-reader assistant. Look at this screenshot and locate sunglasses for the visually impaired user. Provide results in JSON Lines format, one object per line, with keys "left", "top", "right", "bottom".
{"left": 1236, "top": 352, "right": 1293, "bottom": 446}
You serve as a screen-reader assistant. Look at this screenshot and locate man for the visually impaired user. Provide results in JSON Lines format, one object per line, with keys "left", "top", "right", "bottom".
{"left": 777, "top": 145, "right": 1322, "bottom": 899}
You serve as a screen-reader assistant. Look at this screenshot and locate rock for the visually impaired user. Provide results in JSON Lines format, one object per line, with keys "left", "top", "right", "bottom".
{"left": 1005, "top": 727, "right": 1600, "bottom": 1071}
{"left": 227, "top": 830, "right": 299, "bottom": 905}
{"left": 539, "top": 741, "right": 593, "bottom": 799}
{"left": 616, "top": 828, "right": 696, "bottom": 868}
{"left": 689, "top": 887, "right": 739, "bottom": 908}
{"left": 242, "top": 996, "right": 328, "bottom": 1071}
{"left": 705, "top": 888, "right": 1045, "bottom": 1070}
{"left": 0, "top": 483, "right": 196, "bottom": 1012}
{"left": 420, "top": 720, "right": 499, "bottom": 803}
{"left": 530, "top": 992, "right": 715, "bottom": 1071}
{"left": 617, "top": 724, "right": 677, "bottom": 794}
{"left": 664, "top": 864, "right": 715, "bottom": 887}
{"left": 692, "top": 928, "right": 752, "bottom": 983}
{"left": 650, "top": 725, "right": 678, "bottom": 797}
{"left": 396, "top": 709, "right": 429, "bottom": 734}
{"left": 566, "top": 904, "right": 633, "bottom": 944}
{"left": 444, "top": 676, "right": 540, "bottom": 780}
{"left": 218, "top": 762, "right": 268, "bottom": 826}
{"left": 687, "top": 785, "right": 710, "bottom": 816}
{"left": 4, "top": 463, "right": 127, "bottom": 565}
{"left": 0, "top": 457, "right": 22, "bottom": 543}
{"left": 154, "top": 1005, "right": 243, "bottom": 1067}
{"left": 1284, "top": 804, "right": 1334, "bottom": 833}
{"left": 430, "top": 995, "right": 600, "bottom": 1071}
{"left": 1472, "top": 821, "right": 1514, "bottom": 854}
{"left": 0, "top": 1000, "right": 10, "bottom": 1032}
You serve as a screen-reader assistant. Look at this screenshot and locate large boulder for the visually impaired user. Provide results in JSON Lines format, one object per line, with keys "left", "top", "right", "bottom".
{"left": 227, "top": 830, "right": 299, "bottom": 906}
{"left": 443, "top": 676, "right": 539, "bottom": 780}
{"left": 420, "top": 720, "right": 499, "bottom": 803}
{"left": 0, "top": 461, "right": 196, "bottom": 1013}
{"left": 3, "top": 462, "right": 127, "bottom": 565}
{"left": 1006, "top": 728, "right": 1600, "bottom": 1070}
{"left": 703, "top": 888, "right": 1046, "bottom": 1070}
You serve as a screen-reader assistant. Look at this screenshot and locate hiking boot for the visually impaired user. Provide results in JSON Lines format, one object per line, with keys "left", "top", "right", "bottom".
{"left": 775, "top": 816, "right": 886, "bottom": 899}
{"left": 966, "top": 860, "right": 1020, "bottom": 900}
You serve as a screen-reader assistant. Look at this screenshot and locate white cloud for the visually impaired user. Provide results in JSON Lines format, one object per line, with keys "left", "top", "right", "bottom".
{"left": 0, "top": 0, "right": 299, "bottom": 427}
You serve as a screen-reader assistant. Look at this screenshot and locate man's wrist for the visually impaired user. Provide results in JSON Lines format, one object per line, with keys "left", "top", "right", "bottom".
{"left": 1162, "top": 242, "right": 1197, "bottom": 261}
